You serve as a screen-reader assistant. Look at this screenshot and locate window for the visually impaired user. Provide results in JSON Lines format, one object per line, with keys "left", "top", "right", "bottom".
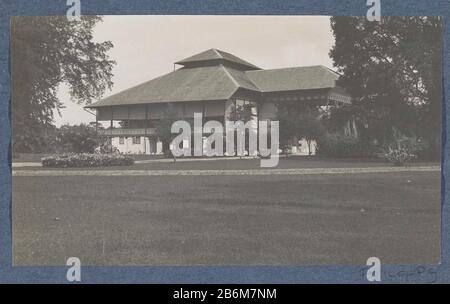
{"left": 119, "top": 137, "right": 124, "bottom": 145}
{"left": 132, "top": 136, "right": 141, "bottom": 145}
{"left": 235, "top": 99, "right": 245, "bottom": 107}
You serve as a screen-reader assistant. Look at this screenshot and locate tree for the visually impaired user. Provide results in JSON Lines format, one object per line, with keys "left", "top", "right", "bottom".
{"left": 227, "top": 103, "right": 253, "bottom": 123}
{"left": 227, "top": 103, "right": 254, "bottom": 156}
{"left": 277, "top": 103, "right": 325, "bottom": 155}
{"left": 297, "top": 114, "right": 326, "bottom": 155}
{"left": 11, "top": 16, "right": 115, "bottom": 153}
{"left": 329, "top": 16, "right": 442, "bottom": 156}
{"left": 57, "top": 123, "right": 99, "bottom": 153}
{"left": 154, "top": 104, "right": 181, "bottom": 157}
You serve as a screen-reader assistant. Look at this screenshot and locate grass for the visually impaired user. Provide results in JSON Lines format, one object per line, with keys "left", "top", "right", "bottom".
{"left": 12, "top": 171, "right": 441, "bottom": 266}
{"left": 12, "top": 156, "right": 440, "bottom": 171}
{"left": 12, "top": 152, "right": 166, "bottom": 163}
{"left": 12, "top": 153, "right": 51, "bottom": 162}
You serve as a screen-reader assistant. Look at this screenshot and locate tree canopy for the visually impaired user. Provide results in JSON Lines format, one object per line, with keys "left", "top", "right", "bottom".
{"left": 154, "top": 104, "right": 182, "bottom": 155}
{"left": 329, "top": 16, "right": 442, "bottom": 155}
{"left": 11, "top": 16, "right": 115, "bottom": 153}
{"left": 277, "top": 103, "right": 325, "bottom": 154}
{"left": 227, "top": 103, "right": 253, "bottom": 123}
{"left": 57, "top": 123, "right": 99, "bottom": 153}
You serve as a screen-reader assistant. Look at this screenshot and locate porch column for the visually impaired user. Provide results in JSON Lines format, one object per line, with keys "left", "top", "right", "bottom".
{"left": 256, "top": 102, "right": 260, "bottom": 156}
{"left": 110, "top": 107, "right": 114, "bottom": 153}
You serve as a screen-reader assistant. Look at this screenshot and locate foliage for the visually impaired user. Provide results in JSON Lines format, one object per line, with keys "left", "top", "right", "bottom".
{"left": 227, "top": 103, "right": 255, "bottom": 156}
{"left": 57, "top": 123, "right": 100, "bottom": 153}
{"left": 414, "top": 141, "right": 441, "bottom": 161}
{"left": 383, "top": 134, "right": 437, "bottom": 161}
{"left": 11, "top": 16, "right": 115, "bottom": 153}
{"left": 96, "top": 140, "right": 119, "bottom": 154}
{"left": 41, "top": 153, "right": 134, "bottom": 168}
{"left": 277, "top": 104, "right": 326, "bottom": 155}
{"left": 15, "top": 125, "right": 60, "bottom": 154}
{"left": 382, "top": 147, "right": 417, "bottom": 166}
{"left": 154, "top": 104, "right": 182, "bottom": 157}
{"left": 322, "top": 104, "right": 361, "bottom": 134}
{"left": 227, "top": 104, "right": 253, "bottom": 122}
{"left": 317, "top": 132, "right": 375, "bottom": 158}
{"left": 329, "top": 16, "right": 442, "bottom": 156}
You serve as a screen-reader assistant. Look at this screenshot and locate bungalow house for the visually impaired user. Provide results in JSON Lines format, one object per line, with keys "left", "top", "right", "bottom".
{"left": 86, "top": 48, "right": 352, "bottom": 155}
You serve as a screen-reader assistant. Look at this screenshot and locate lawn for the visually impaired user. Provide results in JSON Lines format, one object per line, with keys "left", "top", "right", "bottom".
{"left": 12, "top": 153, "right": 51, "bottom": 163}
{"left": 12, "top": 155, "right": 440, "bottom": 171}
{"left": 11, "top": 152, "right": 166, "bottom": 163}
{"left": 12, "top": 170, "right": 441, "bottom": 266}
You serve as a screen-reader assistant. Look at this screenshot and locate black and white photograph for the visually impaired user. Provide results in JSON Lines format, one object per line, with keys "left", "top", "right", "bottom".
{"left": 11, "top": 15, "right": 442, "bottom": 267}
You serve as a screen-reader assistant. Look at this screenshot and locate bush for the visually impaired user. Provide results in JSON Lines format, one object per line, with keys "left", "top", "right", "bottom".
{"left": 95, "top": 141, "right": 119, "bottom": 154}
{"left": 317, "top": 133, "right": 374, "bottom": 158}
{"left": 57, "top": 124, "right": 99, "bottom": 153}
{"left": 41, "top": 153, "right": 134, "bottom": 168}
{"left": 397, "top": 136, "right": 439, "bottom": 161}
{"left": 382, "top": 147, "right": 417, "bottom": 166}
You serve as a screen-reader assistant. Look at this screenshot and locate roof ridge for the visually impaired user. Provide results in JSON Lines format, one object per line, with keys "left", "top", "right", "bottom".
{"left": 220, "top": 64, "right": 240, "bottom": 89}
{"left": 246, "top": 65, "right": 330, "bottom": 73}
{"left": 175, "top": 49, "right": 260, "bottom": 70}
{"left": 222, "top": 65, "right": 262, "bottom": 91}
{"left": 319, "top": 65, "right": 341, "bottom": 76}
{"left": 211, "top": 48, "right": 223, "bottom": 58}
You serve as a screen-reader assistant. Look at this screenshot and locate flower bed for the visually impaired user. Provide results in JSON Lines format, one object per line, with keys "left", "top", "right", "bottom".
{"left": 41, "top": 153, "right": 134, "bottom": 168}
{"left": 382, "top": 147, "right": 417, "bottom": 166}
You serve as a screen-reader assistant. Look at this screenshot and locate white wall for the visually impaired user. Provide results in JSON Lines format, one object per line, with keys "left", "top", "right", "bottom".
{"left": 290, "top": 138, "right": 317, "bottom": 156}
{"left": 111, "top": 137, "right": 163, "bottom": 155}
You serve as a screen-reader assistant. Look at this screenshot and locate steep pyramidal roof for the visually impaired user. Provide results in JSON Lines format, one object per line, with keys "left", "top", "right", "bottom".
{"left": 175, "top": 48, "right": 261, "bottom": 70}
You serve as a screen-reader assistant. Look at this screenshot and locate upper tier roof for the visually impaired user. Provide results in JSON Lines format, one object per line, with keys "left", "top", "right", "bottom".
{"left": 175, "top": 48, "right": 261, "bottom": 70}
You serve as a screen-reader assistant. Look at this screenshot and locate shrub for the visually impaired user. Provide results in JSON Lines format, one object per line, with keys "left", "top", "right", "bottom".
{"left": 95, "top": 141, "right": 119, "bottom": 154}
{"left": 57, "top": 124, "right": 99, "bottom": 153}
{"left": 382, "top": 147, "right": 417, "bottom": 166}
{"left": 398, "top": 136, "right": 439, "bottom": 161}
{"left": 41, "top": 153, "right": 134, "bottom": 168}
{"left": 317, "top": 133, "right": 374, "bottom": 158}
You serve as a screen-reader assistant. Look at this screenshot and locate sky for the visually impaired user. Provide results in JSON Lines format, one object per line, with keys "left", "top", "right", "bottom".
{"left": 54, "top": 15, "right": 335, "bottom": 126}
